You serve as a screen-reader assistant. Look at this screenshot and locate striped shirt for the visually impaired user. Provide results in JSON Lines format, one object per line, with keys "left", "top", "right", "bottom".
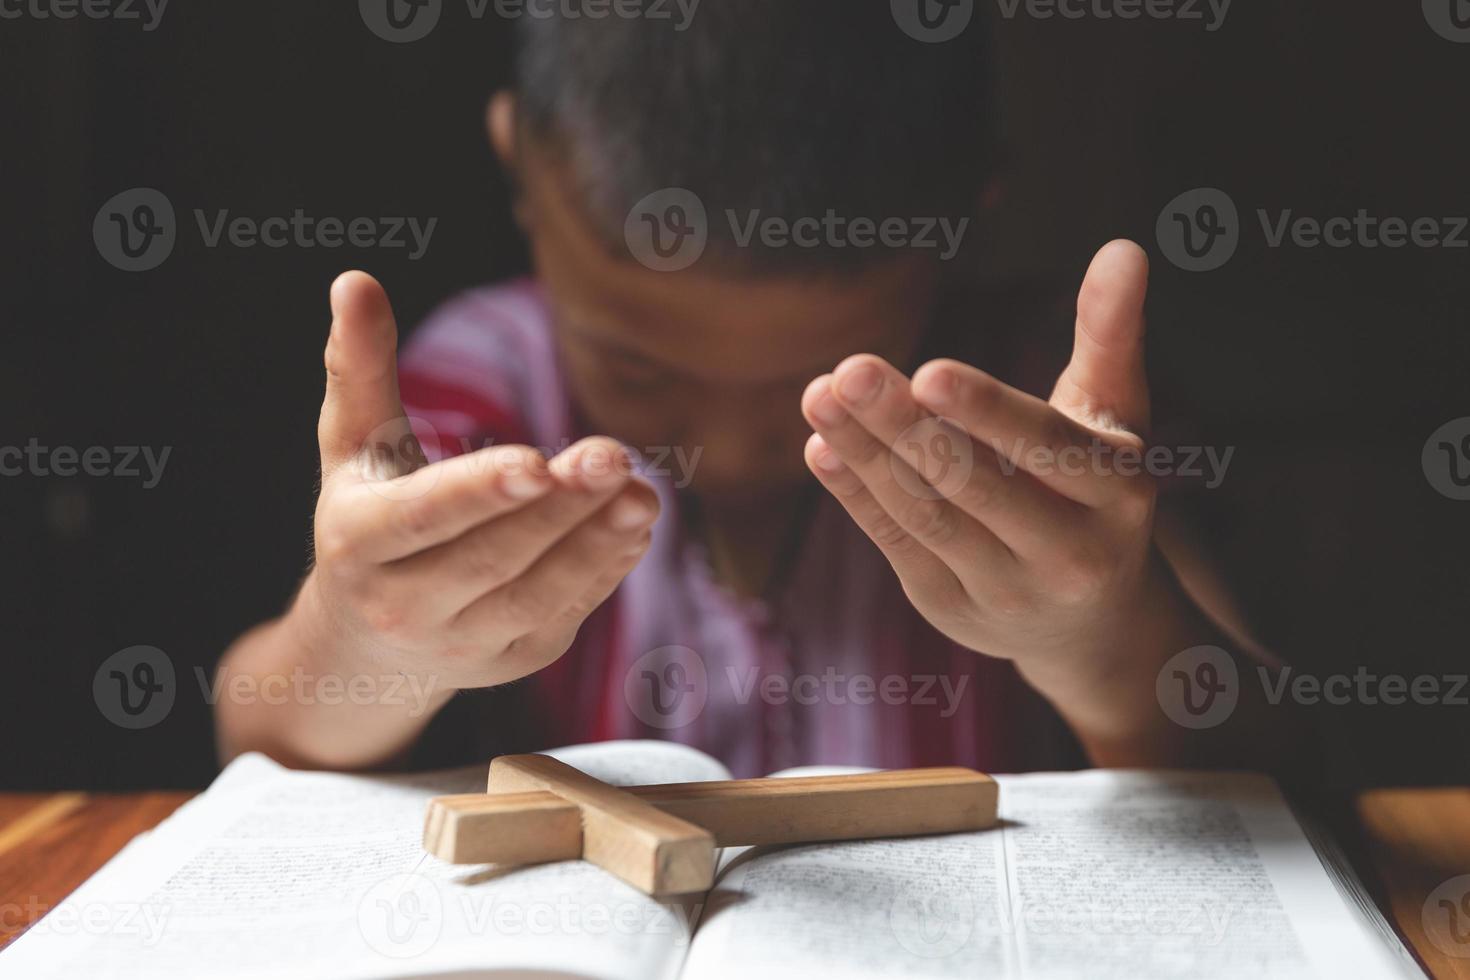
{"left": 400, "top": 279, "right": 1078, "bottom": 777}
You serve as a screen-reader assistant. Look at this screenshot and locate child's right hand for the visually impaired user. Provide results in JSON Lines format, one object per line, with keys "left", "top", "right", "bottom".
{"left": 296, "top": 271, "right": 658, "bottom": 693}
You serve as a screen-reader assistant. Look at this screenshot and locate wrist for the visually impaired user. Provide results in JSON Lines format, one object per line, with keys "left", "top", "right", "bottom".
{"left": 288, "top": 571, "right": 459, "bottom": 711}
{"left": 282, "top": 570, "right": 366, "bottom": 678}
{"left": 1017, "top": 552, "right": 1217, "bottom": 737}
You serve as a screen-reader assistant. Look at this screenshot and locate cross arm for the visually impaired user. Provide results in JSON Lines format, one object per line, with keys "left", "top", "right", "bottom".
{"left": 424, "top": 762, "right": 997, "bottom": 896}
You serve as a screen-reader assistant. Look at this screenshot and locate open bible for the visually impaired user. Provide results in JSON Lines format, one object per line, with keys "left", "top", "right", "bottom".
{"left": 2, "top": 740, "right": 1421, "bottom": 979}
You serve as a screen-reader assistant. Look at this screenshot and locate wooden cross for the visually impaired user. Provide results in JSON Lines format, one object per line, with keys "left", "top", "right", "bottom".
{"left": 423, "top": 754, "right": 998, "bottom": 897}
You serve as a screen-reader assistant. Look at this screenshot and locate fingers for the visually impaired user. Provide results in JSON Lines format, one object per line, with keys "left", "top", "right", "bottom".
{"left": 451, "top": 481, "right": 659, "bottom": 640}
{"left": 801, "top": 371, "right": 1015, "bottom": 572}
{"left": 912, "top": 358, "right": 1142, "bottom": 508}
{"left": 480, "top": 534, "right": 653, "bottom": 684}
{"left": 543, "top": 528, "right": 652, "bottom": 635}
{"left": 1051, "top": 239, "right": 1151, "bottom": 432}
{"left": 803, "top": 432, "right": 962, "bottom": 602}
{"left": 312, "top": 434, "right": 657, "bottom": 689}
{"left": 386, "top": 438, "right": 648, "bottom": 615}
{"left": 318, "top": 444, "right": 553, "bottom": 564}
{"left": 827, "top": 355, "right": 1086, "bottom": 552}
{"left": 319, "top": 271, "right": 409, "bottom": 477}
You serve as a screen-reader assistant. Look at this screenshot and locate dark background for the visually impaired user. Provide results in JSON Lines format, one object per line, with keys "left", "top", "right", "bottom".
{"left": 1, "top": 2, "right": 1466, "bottom": 790}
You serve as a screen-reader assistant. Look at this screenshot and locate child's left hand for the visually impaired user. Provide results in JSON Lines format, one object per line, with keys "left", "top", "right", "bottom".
{"left": 800, "top": 240, "right": 1175, "bottom": 675}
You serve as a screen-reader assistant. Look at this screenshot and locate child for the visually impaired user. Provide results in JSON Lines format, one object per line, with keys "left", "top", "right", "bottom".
{"left": 216, "top": 3, "right": 1301, "bottom": 779}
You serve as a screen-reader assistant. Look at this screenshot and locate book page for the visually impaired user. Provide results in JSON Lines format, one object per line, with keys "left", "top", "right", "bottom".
{"left": 997, "top": 771, "right": 1412, "bottom": 979}
{"left": 679, "top": 768, "right": 1415, "bottom": 980}
{"left": 2, "top": 741, "right": 731, "bottom": 980}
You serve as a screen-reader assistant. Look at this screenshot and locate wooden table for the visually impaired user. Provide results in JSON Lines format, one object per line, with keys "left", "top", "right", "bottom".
{"left": 1357, "top": 789, "right": 1470, "bottom": 980}
{"left": 0, "top": 789, "right": 1467, "bottom": 975}
{"left": 0, "top": 793, "right": 193, "bottom": 951}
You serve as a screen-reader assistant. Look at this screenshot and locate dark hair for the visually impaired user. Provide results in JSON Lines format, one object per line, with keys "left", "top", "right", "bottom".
{"left": 512, "top": 0, "right": 994, "bottom": 273}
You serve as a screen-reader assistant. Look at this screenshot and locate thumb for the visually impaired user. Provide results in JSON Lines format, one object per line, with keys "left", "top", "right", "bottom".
{"left": 318, "top": 271, "right": 410, "bottom": 477}
{"left": 1052, "top": 239, "right": 1151, "bottom": 433}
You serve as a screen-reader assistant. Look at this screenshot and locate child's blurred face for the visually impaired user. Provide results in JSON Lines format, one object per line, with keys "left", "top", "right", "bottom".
{"left": 507, "top": 120, "right": 940, "bottom": 507}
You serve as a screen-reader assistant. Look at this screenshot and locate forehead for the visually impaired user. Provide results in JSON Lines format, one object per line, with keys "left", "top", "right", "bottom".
{"left": 521, "top": 154, "right": 936, "bottom": 385}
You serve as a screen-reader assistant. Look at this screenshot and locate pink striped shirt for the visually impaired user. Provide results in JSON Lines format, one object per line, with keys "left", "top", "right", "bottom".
{"left": 399, "top": 279, "right": 1076, "bottom": 777}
